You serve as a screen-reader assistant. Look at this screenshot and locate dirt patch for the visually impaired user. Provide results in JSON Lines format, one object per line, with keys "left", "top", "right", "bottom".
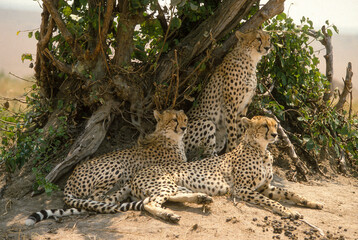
{"left": 0, "top": 175, "right": 357, "bottom": 240}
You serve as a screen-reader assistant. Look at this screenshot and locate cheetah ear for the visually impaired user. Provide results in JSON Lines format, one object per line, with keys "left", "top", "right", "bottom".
{"left": 235, "top": 31, "right": 245, "bottom": 41}
{"left": 153, "top": 110, "right": 162, "bottom": 122}
{"left": 241, "top": 117, "right": 252, "bottom": 128}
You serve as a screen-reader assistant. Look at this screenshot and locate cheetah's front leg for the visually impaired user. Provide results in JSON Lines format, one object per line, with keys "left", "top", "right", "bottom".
{"left": 258, "top": 184, "right": 324, "bottom": 210}
{"left": 184, "top": 116, "right": 218, "bottom": 158}
{"left": 225, "top": 111, "right": 239, "bottom": 152}
{"left": 234, "top": 186, "right": 302, "bottom": 219}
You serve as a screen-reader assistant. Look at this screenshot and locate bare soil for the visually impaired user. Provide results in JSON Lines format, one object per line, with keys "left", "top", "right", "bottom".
{"left": 1, "top": 174, "right": 357, "bottom": 240}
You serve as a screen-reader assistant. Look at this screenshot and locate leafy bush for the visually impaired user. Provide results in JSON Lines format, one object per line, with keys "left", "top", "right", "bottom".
{"left": 0, "top": 84, "right": 69, "bottom": 193}
{"left": 256, "top": 13, "right": 358, "bottom": 166}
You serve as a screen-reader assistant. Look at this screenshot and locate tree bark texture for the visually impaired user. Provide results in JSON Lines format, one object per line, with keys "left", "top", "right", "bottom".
{"left": 45, "top": 100, "right": 119, "bottom": 183}
{"left": 334, "top": 62, "right": 353, "bottom": 111}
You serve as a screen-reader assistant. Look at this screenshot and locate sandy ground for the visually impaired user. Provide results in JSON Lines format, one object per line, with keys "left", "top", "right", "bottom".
{"left": 0, "top": 175, "right": 357, "bottom": 240}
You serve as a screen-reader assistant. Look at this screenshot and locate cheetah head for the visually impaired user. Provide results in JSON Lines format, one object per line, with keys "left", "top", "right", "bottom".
{"left": 242, "top": 116, "right": 278, "bottom": 150}
{"left": 153, "top": 109, "right": 188, "bottom": 141}
{"left": 235, "top": 30, "right": 271, "bottom": 57}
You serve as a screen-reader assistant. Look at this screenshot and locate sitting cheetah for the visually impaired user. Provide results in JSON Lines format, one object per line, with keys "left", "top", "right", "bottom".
{"left": 184, "top": 30, "right": 271, "bottom": 158}
{"left": 130, "top": 116, "right": 323, "bottom": 222}
{"left": 25, "top": 109, "right": 188, "bottom": 226}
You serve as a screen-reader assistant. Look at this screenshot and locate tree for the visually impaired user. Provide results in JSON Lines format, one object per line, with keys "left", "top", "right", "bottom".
{"left": 1, "top": 0, "right": 357, "bottom": 196}
{"left": 28, "top": 0, "right": 284, "bottom": 184}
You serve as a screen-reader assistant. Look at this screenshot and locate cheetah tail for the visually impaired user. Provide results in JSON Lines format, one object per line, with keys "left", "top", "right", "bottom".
{"left": 25, "top": 208, "right": 85, "bottom": 226}
{"left": 117, "top": 197, "right": 150, "bottom": 212}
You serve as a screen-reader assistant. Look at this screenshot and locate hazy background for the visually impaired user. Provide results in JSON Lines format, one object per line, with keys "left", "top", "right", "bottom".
{"left": 0, "top": 0, "right": 357, "bottom": 97}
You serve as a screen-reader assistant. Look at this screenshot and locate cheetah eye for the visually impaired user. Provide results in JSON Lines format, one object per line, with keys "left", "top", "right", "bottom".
{"left": 172, "top": 118, "right": 178, "bottom": 123}
{"left": 262, "top": 123, "right": 268, "bottom": 129}
{"left": 256, "top": 37, "right": 262, "bottom": 42}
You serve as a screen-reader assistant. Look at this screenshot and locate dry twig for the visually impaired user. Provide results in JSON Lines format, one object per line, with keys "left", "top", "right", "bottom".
{"left": 334, "top": 62, "right": 353, "bottom": 111}
{"left": 263, "top": 109, "right": 309, "bottom": 181}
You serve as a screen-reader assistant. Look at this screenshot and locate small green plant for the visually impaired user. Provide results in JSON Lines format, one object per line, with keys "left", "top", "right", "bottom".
{"left": 256, "top": 13, "right": 358, "bottom": 166}
{"left": 0, "top": 84, "right": 70, "bottom": 193}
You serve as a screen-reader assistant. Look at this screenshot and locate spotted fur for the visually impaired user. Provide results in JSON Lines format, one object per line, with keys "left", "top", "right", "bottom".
{"left": 184, "top": 30, "right": 271, "bottom": 159}
{"left": 25, "top": 109, "right": 188, "bottom": 226}
{"left": 130, "top": 116, "right": 323, "bottom": 222}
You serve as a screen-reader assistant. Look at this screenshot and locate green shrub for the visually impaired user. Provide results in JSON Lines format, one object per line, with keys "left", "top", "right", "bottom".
{"left": 256, "top": 13, "right": 358, "bottom": 165}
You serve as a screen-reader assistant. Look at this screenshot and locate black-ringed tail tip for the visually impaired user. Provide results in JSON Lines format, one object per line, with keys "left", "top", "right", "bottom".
{"left": 25, "top": 199, "right": 147, "bottom": 226}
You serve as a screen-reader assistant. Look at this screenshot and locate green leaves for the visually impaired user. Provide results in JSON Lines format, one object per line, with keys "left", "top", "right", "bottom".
{"left": 256, "top": 14, "right": 358, "bottom": 165}
{"left": 21, "top": 53, "right": 33, "bottom": 62}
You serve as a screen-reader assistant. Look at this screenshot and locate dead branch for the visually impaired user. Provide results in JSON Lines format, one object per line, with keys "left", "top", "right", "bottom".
{"left": 171, "top": 50, "right": 180, "bottom": 108}
{"left": 212, "top": 0, "right": 285, "bottom": 62}
{"left": 263, "top": 108, "right": 309, "bottom": 181}
{"left": 257, "top": 82, "right": 274, "bottom": 97}
{"left": 0, "top": 96, "right": 27, "bottom": 104}
{"left": 300, "top": 219, "right": 325, "bottom": 237}
{"left": 334, "top": 62, "right": 353, "bottom": 111}
{"left": 8, "top": 72, "right": 36, "bottom": 83}
{"left": 45, "top": 100, "right": 119, "bottom": 183}
{"left": 338, "top": 150, "right": 347, "bottom": 174}
{"left": 308, "top": 26, "right": 333, "bottom": 101}
{"left": 43, "top": 49, "right": 73, "bottom": 75}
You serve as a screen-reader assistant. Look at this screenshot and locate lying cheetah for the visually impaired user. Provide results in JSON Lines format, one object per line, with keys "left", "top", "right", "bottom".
{"left": 25, "top": 109, "right": 188, "bottom": 226}
{"left": 130, "top": 116, "right": 323, "bottom": 222}
{"left": 184, "top": 30, "right": 271, "bottom": 158}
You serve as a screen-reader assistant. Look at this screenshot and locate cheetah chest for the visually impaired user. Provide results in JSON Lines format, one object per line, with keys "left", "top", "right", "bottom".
{"left": 253, "top": 161, "right": 272, "bottom": 190}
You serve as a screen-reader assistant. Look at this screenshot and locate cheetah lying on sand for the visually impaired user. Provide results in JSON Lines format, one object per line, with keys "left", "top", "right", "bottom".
{"left": 130, "top": 116, "right": 323, "bottom": 222}
{"left": 25, "top": 109, "right": 188, "bottom": 226}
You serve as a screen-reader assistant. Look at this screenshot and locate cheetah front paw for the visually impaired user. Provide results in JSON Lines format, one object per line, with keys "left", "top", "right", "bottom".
{"left": 283, "top": 209, "right": 303, "bottom": 220}
{"left": 311, "top": 201, "right": 324, "bottom": 210}
{"left": 197, "top": 194, "right": 213, "bottom": 204}
{"left": 164, "top": 213, "right": 181, "bottom": 223}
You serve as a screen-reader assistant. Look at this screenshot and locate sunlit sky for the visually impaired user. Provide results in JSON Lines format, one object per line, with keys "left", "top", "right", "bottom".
{"left": 0, "top": 0, "right": 358, "bottom": 35}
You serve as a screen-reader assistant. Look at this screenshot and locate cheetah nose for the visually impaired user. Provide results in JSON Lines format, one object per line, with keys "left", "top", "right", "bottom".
{"left": 181, "top": 127, "right": 187, "bottom": 131}
{"left": 264, "top": 46, "right": 271, "bottom": 51}
{"left": 271, "top": 133, "right": 278, "bottom": 138}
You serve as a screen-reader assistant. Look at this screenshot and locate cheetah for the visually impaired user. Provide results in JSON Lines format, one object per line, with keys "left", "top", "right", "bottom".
{"left": 25, "top": 109, "right": 188, "bottom": 226}
{"left": 130, "top": 116, "right": 323, "bottom": 222}
{"left": 184, "top": 29, "right": 271, "bottom": 158}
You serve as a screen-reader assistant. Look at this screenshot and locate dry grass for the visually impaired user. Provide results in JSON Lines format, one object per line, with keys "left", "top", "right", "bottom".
{"left": 0, "top": 74, "right": 33, "bottom": 98}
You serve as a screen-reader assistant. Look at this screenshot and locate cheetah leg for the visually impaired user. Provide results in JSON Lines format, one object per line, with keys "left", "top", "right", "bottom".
{"left": 225, "top": 111, "right": 239, "bottom": 152}
{"left": 88, "top": 185, "right": 114, "bottom": 202}
{"left": 184, "top": 117, "right": 217, "bottom": 158}
{"left": 235, "top": 116, "right": 246, "bottom": 145}
{"left": 168, "top": 192, "right": 213, "bottom": 204}
{"left": 97, "top": 186, "right": 132, "bottom": 204}
{"left": 143, "top": 197, "right": 181, "bottom": 223}
{"left": 234, "top": 187, "right": 302, "bottom": 219}
{"left": 258, "top": 185, "right": 323, "bottom": 209}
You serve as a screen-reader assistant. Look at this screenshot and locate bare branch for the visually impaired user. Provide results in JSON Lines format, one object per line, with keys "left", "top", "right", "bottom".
{"left": 45, "top": 100, "right": 119, "bottom": 183}
{"left": 171, "top": 50, "right": 180, "bottom": 108}
{"left": 8, "top": 72, "right": 36, "bottom": 83}
{"left": 0, "top": 96, "right": 27, "bottom": 104}
{"left": 308, "top": 26, "right": 334, "bottom": 101}
{"left": 43, "top": 48, "right": 73, "bottom": 75}
{"left": 213, "top": 0, "right": 285, "bottom": 62}
{"left": 334, "top": 62, "right": 353, "bottom": 111}
{"left": 263, "top": 108, "right": 309, "bottom": 181}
